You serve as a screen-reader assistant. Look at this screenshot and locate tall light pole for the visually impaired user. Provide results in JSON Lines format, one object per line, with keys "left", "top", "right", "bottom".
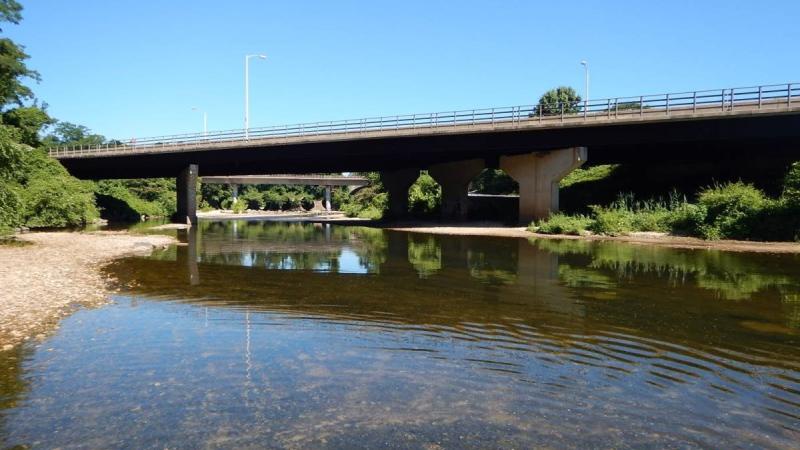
{"left": 580, "top": 60, "right": 589, "bottom": 113}
{"left": 244, "top": 54, "right": 267, "bottom": 139}
{"left": 192, "top": 107, "right": 207, "bottom": 137}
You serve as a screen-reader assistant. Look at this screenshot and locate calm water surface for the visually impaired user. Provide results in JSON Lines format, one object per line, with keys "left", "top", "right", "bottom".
{"left": 1, "top": 221, "right": 799, "bottom": 448}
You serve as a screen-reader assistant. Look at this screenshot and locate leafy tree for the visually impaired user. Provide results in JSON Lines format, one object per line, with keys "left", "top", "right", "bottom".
{"left": 470, "top": 169, "right": 518, "bottom": 195}
{"left": 2, "top": 106, "right": 54, "bottom": 146}
{"left": 533, "top": 86, "right": 581, "bottom": 116}
{"left": 783, "top": 162, "right": 800, "bottom": 207}
{"left": 0, "top": 38, "right": 38, "bottom": 108}
{"left": 42, "top": 121, "right": 106, "bottom": 147}
{"left": 408, "top": 172, "right": 441, "bottom": 215}
{"left": 0, "top": 0, "right": 21, "bottom": 29}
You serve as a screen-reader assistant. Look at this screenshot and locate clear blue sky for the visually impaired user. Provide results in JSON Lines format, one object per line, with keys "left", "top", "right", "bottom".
{"left": 6, "top": 0, "right": 800, "bottom": 140}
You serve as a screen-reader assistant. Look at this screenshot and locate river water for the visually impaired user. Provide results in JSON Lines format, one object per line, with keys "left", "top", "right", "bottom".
{"left": 1, "top": 220, "right": 799, "bottom": 448}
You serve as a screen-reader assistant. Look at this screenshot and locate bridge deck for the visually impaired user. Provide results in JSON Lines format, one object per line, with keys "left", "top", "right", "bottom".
{"left": 50, "top": 83, "right": 800, "bottom": 160}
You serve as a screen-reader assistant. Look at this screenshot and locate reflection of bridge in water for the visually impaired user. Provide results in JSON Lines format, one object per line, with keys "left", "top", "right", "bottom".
{"left": 108, "top": 224, "right": 800, "bottom": 382}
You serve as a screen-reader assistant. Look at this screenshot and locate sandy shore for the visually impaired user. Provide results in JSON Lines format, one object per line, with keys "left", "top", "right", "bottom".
{"left": 0, "top": 231, "right": 175, "bottom": 349}
{"left": 386, "top": 225, "right": 800, "bottom": 253}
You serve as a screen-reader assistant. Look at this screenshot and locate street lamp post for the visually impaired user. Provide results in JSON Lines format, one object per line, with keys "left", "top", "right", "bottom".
{"left": 192, "top": 107, "right": 207, "bottom": 137}
{"left": 244, "top": 54, "right": 267, "bottom": 139}
{"left": 580, "top": 60, "right": 589, "bottom": 114}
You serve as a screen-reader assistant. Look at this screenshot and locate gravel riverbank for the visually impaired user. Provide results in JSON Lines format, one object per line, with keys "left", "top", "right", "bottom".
{"left": 0, "top": 231, "right": 175, "bottom": 349}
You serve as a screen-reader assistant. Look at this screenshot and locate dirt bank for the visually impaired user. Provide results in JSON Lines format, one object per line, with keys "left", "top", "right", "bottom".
{"left": 0, "top": 231, "right": 175, "bottom": 349}
{"left": 385, "top": 225, "right": 800, "bottom": 253}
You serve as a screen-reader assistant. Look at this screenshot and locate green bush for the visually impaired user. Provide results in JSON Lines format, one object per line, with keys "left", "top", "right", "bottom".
{"left": 281, "top": 194, "right": 301, "bottom": 211}
{"left": 263, "top": 190, "right": 286, "bottom": 210}
{"left": 239, "top": 188, "right": 265, "bottom": 210}
{"left": 531, "top": 213, "right": 593, "bottom": 235}
{"left": 0, "top": 180, "right": 22, "bottom": 233}
{"left": 560, "top": 164, "right": 619, "bottom": 189}
{"left": 697, "top": 182, "right": 768, "bottom": 239}
{"left": 589, "top": 205, "right": 635, "bottom": 235}
{"left": 94, "top": 180, "right": 168, "bottom": 219}
{"left": 783, "top": 162, "right": 800, "bottom": 207}
{"left": 300, "top": 195, "right": 314, "bottom": 211}
{"left": 666, "top": 202, "right": 707, "bottom": 236}
{"left": 231, "top": 198, "right": 247, "bottom": 214}
{"left": 22, "top": 176, "right": 98, "bottom": 228}
{"left": 408, "top": 172, "right": 441, "bottom": 215}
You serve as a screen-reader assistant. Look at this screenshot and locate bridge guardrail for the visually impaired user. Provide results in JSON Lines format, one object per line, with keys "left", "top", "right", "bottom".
{"left": 49, "top": 82, "right": 800, "bottom": 158}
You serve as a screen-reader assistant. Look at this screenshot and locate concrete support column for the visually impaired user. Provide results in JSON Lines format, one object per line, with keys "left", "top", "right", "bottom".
{"left": 175, "top": 164, "right": 198, "bottom": 225}
{"left": 381, "top": 168, "right": 419, "bottom": 219}
{"left": 428, "top": 159, "right": 485, "bottom": 220}
{"left": 324, "top": 185, "right": 332, "bottom": 211}
{"left": 500, "top": 147, "right": 587, "bottom": 223}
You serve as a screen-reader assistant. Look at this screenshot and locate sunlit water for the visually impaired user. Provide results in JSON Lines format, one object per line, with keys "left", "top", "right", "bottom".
{"left": 1, "top": 221, "right": 799, "bottom": 448}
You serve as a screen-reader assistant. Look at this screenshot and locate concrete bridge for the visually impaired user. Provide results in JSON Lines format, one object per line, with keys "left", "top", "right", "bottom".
{"left": 201, "top": 174, "right": 369, "bottom": 210}
{"left": 50, "top": 82, "right": 800, "bottom": 223}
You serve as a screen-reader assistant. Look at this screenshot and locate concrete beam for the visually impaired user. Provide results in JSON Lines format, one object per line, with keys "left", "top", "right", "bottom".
{"left": 381, "top": 169, "right": 419, "bottom": 219}
{"left": 202, "top": 175, "right": 368, "bottom": 187}
{"left": 175, "top": 164, "right": 198, "bottom": 225}
{"left": 500, "top": 147, "right": 587, "bottom": 223}
{"left": 428, "top": 159, "right": 485, "bottom": 220}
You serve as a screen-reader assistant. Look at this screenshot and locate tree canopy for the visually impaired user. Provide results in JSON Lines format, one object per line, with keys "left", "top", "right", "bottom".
{"left": 533, "top": 86, "right": 582, "bottom": 116}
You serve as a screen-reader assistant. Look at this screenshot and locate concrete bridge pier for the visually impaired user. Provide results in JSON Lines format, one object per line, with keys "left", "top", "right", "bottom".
{"left": 175, "top": 164, "right": 198, "bottom": 225}
{"left": 500, "top": 147, "right": 587, "bottom": 224}
{"left": 428, "top": 159, "right": 485, "bottom": 221}
{"left": 230, "top": 184, "right": 239, "bottom": 203}
{"left": 381, "top": 169, "right": 419, "bottom": 219}
{"left": 324, "top": 186, "right": 332, "bottom": 211}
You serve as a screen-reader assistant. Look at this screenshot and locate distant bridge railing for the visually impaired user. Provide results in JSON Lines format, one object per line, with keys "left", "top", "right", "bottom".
{"left": 49, "top": 82, "right": 800, "bottom": 158}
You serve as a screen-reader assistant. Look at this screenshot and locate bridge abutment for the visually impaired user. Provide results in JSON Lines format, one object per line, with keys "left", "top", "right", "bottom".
{"left": 428, "top": 159, "right": 485, "bottom": 221}
{"left": 175, "top": 164, "right": 198, "bottom": 225}
{"left": 381, "top": 169, "right": 419, "bottom": 219}
{"left": 500, "top": 147, "right": 587, "bottom": 224}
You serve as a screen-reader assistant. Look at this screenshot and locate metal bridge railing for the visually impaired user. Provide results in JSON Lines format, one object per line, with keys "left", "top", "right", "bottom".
{"left": 49, "top": 82, "right": 800, "bottom": 158}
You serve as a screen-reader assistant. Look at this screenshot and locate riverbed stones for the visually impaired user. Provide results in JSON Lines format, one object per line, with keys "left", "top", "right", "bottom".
{"left": 0, "top": 231, "right": 174, "bottom": 349}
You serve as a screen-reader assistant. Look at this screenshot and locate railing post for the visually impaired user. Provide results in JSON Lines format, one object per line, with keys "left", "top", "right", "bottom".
{"left": 639, "top": 96, "right": 643, "bottom": 117}
{"left": 472, "top": 110, "right": 475, "bottom": 126}
{"left": 491, "top": 108, "right": 495, "bottom": 126}
{"left": 615, "top": 98, "right": 618, "bottom": 118}
{"left": 583, "top": 100, "right": 587, "bottom": 119}
{"left": 539, "top": 105, "right": 542, "bottom": 123}
{"left": 721, "top": 89, "right": 725, "bottom": 111}
{"left": 693, "top": 91, "right": 697, "bottom": 113}
{"left": 758, "top": 86, "right": 763, "bottom": 109}
{"left": 789, "top": 83, "right": 793, "bottom": 107}
{"left": 730, "top": 88, "right": 734, "bottom": 111}
{"left": 607, "top": 99, "right": 611, "bottom": 118}
{"left": 453, "top": 110, "right": 456, "bottom": 127}
{"left": 666, "top": 93, "right": 670, "bottom": 115}
{"left": 561, "top": 103, "right": 564, "bottom": 122}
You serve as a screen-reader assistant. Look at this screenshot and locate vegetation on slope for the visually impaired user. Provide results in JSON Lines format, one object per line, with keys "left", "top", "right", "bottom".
{"left": 532, "top": 165, "right": 800, "bottom": 241}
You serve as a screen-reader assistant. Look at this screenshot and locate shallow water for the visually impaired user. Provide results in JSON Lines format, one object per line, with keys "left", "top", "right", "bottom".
{"left": 1, "top": 220, "right": 799, "bottom": 448}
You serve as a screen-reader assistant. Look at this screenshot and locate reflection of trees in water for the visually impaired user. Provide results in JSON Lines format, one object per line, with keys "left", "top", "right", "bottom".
{"left": 407, "top": 235, "right": 441, "bottom": 277}
{"left": 177, "top": 222, "right": 391, "bottom": 273}
{"left": 0, "top": 346, "right": 33, "bottom": 446}
{"left": 534, "top": 238, "right": 800, "bottom": 326}
{"left": 467, "top": 247, "right": 518, "bottom": 286}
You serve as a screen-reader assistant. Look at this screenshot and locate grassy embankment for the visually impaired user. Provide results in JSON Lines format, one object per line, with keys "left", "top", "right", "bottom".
{"left": 533, "top": 160, "right": 800, "bottom": 241}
